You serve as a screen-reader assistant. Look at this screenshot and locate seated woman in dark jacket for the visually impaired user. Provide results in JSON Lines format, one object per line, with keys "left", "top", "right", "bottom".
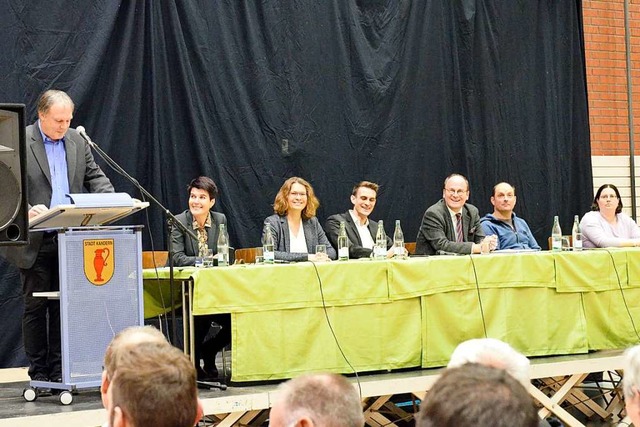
{"left": 264, "top": 177, "right": 336, "bottom": 262}
{"left": 168, "top": 176, "right": 230, "bottom": 381}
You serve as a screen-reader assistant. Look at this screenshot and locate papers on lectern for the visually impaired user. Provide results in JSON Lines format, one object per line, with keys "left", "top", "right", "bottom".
{"left": 29, "top": 193, "right": 149, "bottom": 230}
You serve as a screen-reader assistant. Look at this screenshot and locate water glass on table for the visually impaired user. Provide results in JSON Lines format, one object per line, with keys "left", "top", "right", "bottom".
{"left": 315, "top": 244, "right": 327, "bottom": 257}
{"left": 480, "top": 239, "right": 491, "bottom": 255}
{"left": 203, "top": 249, "right": 214, "bottom": 267}
{"left": 254, "top": 247, "right": 264, "bottom": 264}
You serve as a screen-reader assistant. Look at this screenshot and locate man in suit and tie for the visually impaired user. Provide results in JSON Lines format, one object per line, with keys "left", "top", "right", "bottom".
{"left": 0, "top": 90, "right": 114, "bottom": 386}
{"left": 415, "top": 174, "right": 496, "bottom": 255}
{"left": 325, "top": 181, "right": 391, "bottom": 259}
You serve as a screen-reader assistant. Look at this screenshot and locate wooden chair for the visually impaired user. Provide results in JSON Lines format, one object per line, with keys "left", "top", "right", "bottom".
{"left": 234, "top": 247, "right": 261, "bottom": 264}
{"left": 404, "top": 242, "right": 416, "bottom": 255}
{"left": 547, "top": 236, "right": 572, "bottom": 251}
{"left": 142, "top": 250, "right": 169, "bottom": 269}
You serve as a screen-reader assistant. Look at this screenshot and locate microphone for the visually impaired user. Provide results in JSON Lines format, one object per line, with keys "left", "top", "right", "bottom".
{"left": 75, "top": 126, "right": 95, "bottom": 147}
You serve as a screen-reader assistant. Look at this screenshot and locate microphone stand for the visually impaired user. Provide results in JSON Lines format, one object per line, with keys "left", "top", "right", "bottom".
{"left": 81, "top": 131, "right": 226, "bottom": 390}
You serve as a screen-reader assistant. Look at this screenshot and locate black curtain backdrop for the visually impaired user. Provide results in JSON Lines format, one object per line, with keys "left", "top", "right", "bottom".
{"left": 0, "top": 0, "right": 591, "bottom": 367}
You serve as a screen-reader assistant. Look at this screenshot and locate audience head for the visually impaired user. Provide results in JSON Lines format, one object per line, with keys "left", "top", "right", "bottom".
{"left": 107, "top": 341, "right": 200, "bottom": 427}
{"left": 592, "top": 183, "right": 623, "bottom": 214}
{"left": 623, "top": 345, "right": 640, "bottom": 426}
{"left": 447, "top": 338, "right": 531, "bottom": 387}
{"left": 350, "top": 181, "right": 379, "bottom": 221}
{"left": 101, "top": 326, "right": 167, "bottom": 410}
{"left": 490, "top": 182, "right": 517, "bottom": 218}
{"left": 442, "top": 174, "right": 470, "bottom": 213}
{"left": 269, "top": 373, "right": 364, "bottom": 427}
{"left": 273, "top": 177, "right": 320, "bottom": 220}
{"left": 416, "top": 363, "right": 538, "bottom": 427}
{"left": 37, "top": 89, "right": 75, "bottom": 141}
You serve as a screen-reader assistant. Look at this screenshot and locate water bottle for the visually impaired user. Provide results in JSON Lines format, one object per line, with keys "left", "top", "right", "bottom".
{"left": 337, "top": 221, "right": 349, "bottom": 261}
{"left": 551, "top": 216, "right": 562, "bottom": 252}
{"left": 393, "top": 220, "right": 405, "bottom": 258}
{"left": 262, "top": 224, "right": 275, "bottom": 264}
{"left": 217, "top": 223, "right": 229, "bottom": 266}
{"left": 572, "top": 215, "right": 583, "bottom": 251}
{"left": 374, "top": 220, "right": 386, "bottom": 259}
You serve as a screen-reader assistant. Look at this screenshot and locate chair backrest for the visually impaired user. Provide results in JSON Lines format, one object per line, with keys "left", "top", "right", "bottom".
{"left": 547, "top": 235, "right": 573, "bottom": 250}
{"left": 234, "top": 247, "right": 261, "bottom": 264}
{"left": 405, "top": 242, "right": 416, "bottom": 255}
{"left": 142, "top": 251, "right": 169, "bottom": 269}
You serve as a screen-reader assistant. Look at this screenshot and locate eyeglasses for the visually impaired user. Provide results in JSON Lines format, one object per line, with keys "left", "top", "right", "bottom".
{"left": 290, "top": 192, "right": 307, "bottom": 197}
{"left": 445, "top": 189, "right": 468, "bottom": 196}
{"left": 600, "top": 194, "right": 618, "bottom": 200}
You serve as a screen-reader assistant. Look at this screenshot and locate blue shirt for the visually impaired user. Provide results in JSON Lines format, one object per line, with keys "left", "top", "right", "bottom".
{"left": 480, "top": 213, "right": 540, "bottom": 250}
{"left": 38, "top": 121, "right": 70, "bottom": 208}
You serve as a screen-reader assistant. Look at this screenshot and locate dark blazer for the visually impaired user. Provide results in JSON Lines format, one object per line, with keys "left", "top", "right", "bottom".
{"left": 325, "top": 211, "right": 392, "bottom": 259}
{"left": 264, "top": 214, "right": 336, "bottom": 262}
{"left": 0, "top": 124, "right": 114, "bottom": 269}
{"left": 415, "top": 199, "right": 485, "bottom": 255}
{"left": 169, "top": 210, "right": 227, "bottom": 267}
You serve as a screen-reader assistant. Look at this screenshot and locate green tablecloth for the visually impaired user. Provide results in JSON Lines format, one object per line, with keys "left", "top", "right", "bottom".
{"left": 143, "top": 248, "right": 640, "bottom": 381}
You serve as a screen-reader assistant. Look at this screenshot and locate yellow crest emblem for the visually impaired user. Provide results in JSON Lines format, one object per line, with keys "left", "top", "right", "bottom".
{"left": 83, "top": 239, "right": 115, "bottom": 286}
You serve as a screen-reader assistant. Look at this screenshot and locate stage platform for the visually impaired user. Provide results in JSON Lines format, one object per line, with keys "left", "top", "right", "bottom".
{"left": 0, "top": 350, "right": 629, "bottom": 426}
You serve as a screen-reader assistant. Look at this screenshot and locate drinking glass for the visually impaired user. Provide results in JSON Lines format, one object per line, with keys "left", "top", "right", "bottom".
{"left": 254, "top": 247, "right": 264, "bottom": 264}
{"left": 203, "top": 249, "right": 214, "bottom": 267}
{"left": 480, "top": 239, "right": 490, "bottom": 255}
{"left": 315, "top": 245, "right": 327, "bottom": 257}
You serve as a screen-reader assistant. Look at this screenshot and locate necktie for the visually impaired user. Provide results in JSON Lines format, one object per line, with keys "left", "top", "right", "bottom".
{"left": 456, "top": 213, "right": 464, "bottom": 243}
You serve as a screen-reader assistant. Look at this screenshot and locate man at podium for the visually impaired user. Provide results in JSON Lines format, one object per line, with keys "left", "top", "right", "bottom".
{"left": 1, "top": 90, "right": 114, "bottom": 385}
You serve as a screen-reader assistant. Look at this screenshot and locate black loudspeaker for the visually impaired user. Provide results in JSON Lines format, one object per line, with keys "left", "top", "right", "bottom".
{"left": 0, "top": 104, "right": 28, "bottom": 245}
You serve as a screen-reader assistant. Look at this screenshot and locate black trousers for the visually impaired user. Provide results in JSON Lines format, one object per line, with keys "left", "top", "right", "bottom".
{"left": 20, "top": 234, "right": 61, "bottom": 380}
{"left": 194, "top": 313, "right": 231, "bottom": 371}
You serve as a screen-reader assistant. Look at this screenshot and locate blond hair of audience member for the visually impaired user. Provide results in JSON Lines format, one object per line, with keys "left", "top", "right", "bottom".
{"left": 108, "top": 341, "right": 200, "bottom": 427}
{"left": 101, "top": 326, "right": 167, "bottom": 409}
{"left": 623, "top": 345, "right": 640, "bottom": 426}
{"left": 416, "top": 363, "right": 538, "bottom": 427}
{"left": 268, "top": 373, "right": 364, "bottom": 427}
{"left": 447, "top": 338, "right": 531, "bottom": 387}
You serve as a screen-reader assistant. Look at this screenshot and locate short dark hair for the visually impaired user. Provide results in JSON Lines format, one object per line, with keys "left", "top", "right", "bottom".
{"left": 416, "top": 364, "right": 538, "bottom": 427}
{"left": 351, "top": 181, "right": 379, "bottom": 196}
{"left": 188, "top": 176, "right": 218, "bottom": 200}
{"left": 492, "top": 182, "right": 516, "bottom": 197}
{"left": 592, "top": 183, "right": 623, "bottom": 214}
{"left": 109, "top": 341, "right": 197, "bottom": 427}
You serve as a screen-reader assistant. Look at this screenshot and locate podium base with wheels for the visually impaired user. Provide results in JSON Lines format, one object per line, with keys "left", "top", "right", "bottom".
{"left": 23, "top": 226, "right": 144, "bottom": 404}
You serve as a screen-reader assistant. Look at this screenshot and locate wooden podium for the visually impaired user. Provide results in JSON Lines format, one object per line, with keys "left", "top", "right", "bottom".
{"left": 24, "top": 193, "right": 148, "bottom": 404}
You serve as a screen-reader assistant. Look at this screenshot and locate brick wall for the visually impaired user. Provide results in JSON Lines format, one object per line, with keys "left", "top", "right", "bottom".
{"left": 582, "top": 0, "right": 640, "bottom": 156}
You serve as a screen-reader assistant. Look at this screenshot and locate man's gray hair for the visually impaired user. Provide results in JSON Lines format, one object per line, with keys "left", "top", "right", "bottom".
{"left": 37, "top": 89, "right": 74, "bottom": 114}
{"left": 447, "top": 338, "right": 531, "bottom": 387}
{"left": 623, "top": 345, "right": 640, "bottom": 398}
{"left": 275, "top": 373, "right": 364, "bottom": 427}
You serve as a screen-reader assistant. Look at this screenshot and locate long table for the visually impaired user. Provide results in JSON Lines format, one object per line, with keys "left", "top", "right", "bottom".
{"left": 143, "top": 248, "right": 640, "bottom": 382}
